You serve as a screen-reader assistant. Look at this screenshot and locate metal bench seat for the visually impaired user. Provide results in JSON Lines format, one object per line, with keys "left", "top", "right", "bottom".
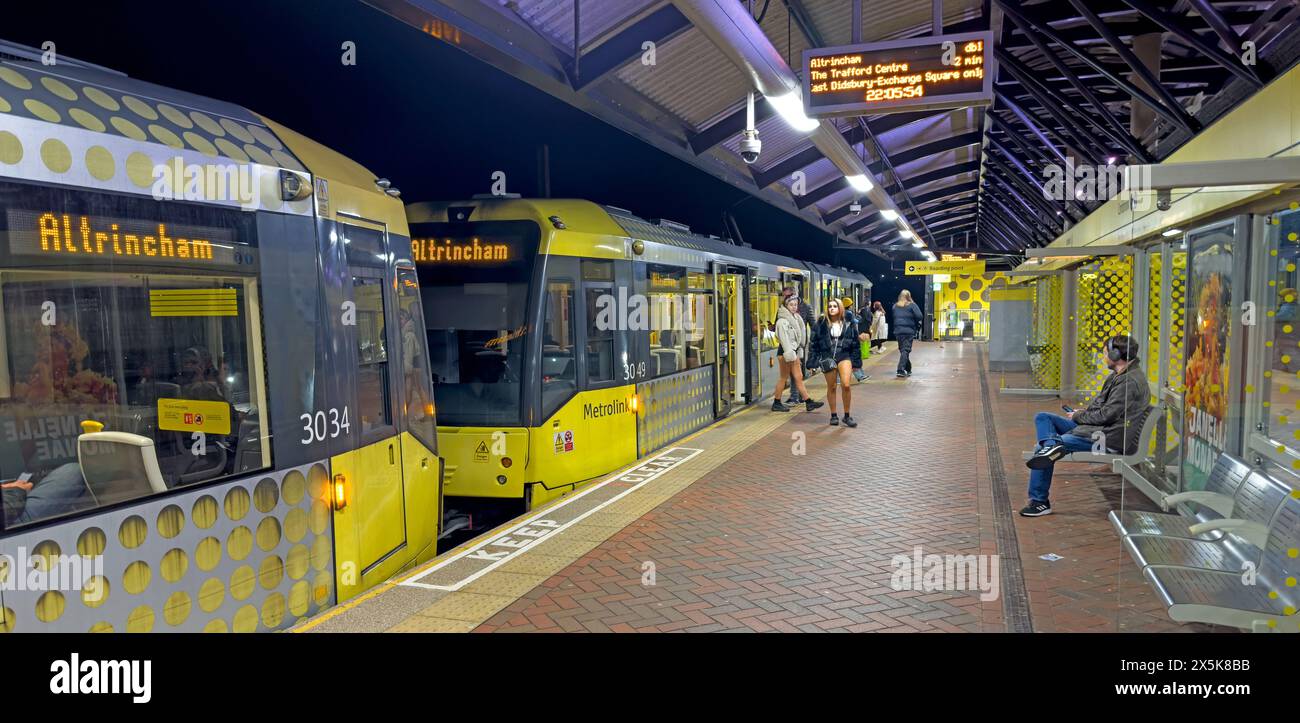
{"left": 1118, "top": 468, "right": 1288, "bottom": 572}
{"left": 1122, "top": 533, "right": 1259, "bottom": 572}
{"left": 1108, "top": 454, "right": 1252, "bottom": 542}
{"left": 1142, "top": 496, "right": 1300, "bottom": 631}
{"left": 1142, "top": 566, "right": 1284, "bottom": 628}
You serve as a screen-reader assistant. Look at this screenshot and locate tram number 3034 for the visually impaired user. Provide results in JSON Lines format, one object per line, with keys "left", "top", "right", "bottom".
{"left": 300, "top": 407, "right": 351, "bottom": 444}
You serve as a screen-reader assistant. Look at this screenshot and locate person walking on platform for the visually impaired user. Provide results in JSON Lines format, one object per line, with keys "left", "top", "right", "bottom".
{"left": 869, "top": 301, "right": 888, "bottom": 354}
{"left": 778, "top": 286, "right": 815, "bottom": 404}
{"left": 772, "top": 295, "right": 824, "bottom": 413}
{"left": 811, "top": 298, "right": 860, "bottom": 427}
{"left": 892, "top": 290, "right": 923, "bottom": 379}
{"left": 842, "top": 297, "right": 870, "bottom": 382}
{"left": 1020, "top": 335, "right": 1150, "bottom": 517}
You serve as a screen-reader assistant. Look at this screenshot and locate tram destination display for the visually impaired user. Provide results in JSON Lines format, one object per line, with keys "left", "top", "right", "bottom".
{"left": 4, "top": 208, "right": 257, "bottom": 270}
{"left": 802, "top": 31, "right": 993, "bottom": 117}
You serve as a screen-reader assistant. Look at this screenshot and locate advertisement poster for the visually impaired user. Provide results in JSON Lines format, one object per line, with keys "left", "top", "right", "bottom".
{"left": 1181, "top": 225, "right": 1236, "bottom": 490}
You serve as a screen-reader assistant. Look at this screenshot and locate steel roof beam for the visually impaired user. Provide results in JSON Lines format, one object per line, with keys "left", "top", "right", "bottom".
{"left": 571, "top": 4, "right": 692, "bottom": 90}
{"left": 1120, "top": 0, "right": 1265, "bottom": 87}
{"left": 1002, "top": 15, "right": 1153, "bottom": 163}
{"left": 1000, "top": 0, "right": 1198, "bottom": 135}
{"left": 824, "top": 160, "right": 982, "bottom": 223}
{"left": 994, "top": 90, "right": 1068, "bottom": 165}
{"left": 1058, "top": 0, "right": 1200, "bottom": 134}
{"left": 794, "top": 131, "right": 983, "bottom": 209}
{"left": 996, "top": 51, "right": 1110, "bottom": 165}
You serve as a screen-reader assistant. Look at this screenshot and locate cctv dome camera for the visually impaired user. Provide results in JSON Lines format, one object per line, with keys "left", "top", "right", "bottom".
{"left": 739, "top": 133, "right": 761, "bottom": 165}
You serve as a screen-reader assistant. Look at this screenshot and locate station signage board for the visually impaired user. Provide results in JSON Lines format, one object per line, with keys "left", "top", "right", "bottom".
{"left": 905, "top": 259, "right": 985, "bottom": 276}
{"left": 802, "top": 31, "right": 993, "bottom": 117}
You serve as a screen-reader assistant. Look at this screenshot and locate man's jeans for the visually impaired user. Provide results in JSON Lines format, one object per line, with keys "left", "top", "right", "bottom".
{"left": 1028, "top": 412, "right": 1094, "bottom": 503}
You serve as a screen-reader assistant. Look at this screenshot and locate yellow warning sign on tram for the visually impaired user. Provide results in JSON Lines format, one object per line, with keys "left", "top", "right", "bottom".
{"left": 904, "top": 259, "right": 985, "bottom": 276}
{"left": 157, "top": 398, "right": 231, "bottom": 435}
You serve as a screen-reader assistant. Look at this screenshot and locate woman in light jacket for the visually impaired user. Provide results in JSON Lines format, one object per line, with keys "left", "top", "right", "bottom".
{"left": 869, "top": 300, "right": 888, "bottom": 353}
{"left": 773, "top": 296, "right": 824, "bottom": 412}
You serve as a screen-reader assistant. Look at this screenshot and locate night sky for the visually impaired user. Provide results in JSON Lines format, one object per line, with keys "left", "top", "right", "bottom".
{"left": 4, "top": 0, "right": 924, "bottom": 306}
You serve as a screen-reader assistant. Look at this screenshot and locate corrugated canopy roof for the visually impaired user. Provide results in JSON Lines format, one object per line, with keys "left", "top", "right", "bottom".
{"left": 364, "top": 0, "right": 1300, "bottom": 267}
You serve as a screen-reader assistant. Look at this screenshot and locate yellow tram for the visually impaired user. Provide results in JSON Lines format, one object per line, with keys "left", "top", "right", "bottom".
{"left": 0, "top": 43, "right": 442, "bottom": 632}
{"left": 406, "top": 197, "right": 870, "bottom": 510}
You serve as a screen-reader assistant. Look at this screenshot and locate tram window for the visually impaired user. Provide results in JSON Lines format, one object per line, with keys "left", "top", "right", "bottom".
{"left": 352, "top": 276, "right": 392, "bottom": 435}
{"left": 1259, "top": 211, "right": 1300, "bottom": 452}
{"left": 582, "top": 260, "right": 616, "bottom": 386}
{"left": 683, "top": 292, "right": 712, "bottom": 369}
{"left": 648, "top": 266, "right": 687, "bottom": 377}
{"left": 542, "top": 279, "right": 576, "bottom": 417}
{"left": 415, "top": 220, "right": 537, "bottom": 428}
{"left": 0, "top": 271, "right": 268, "bottom": 529}
{"left": 396, "top": 267, "right": 435, "bottom": 449}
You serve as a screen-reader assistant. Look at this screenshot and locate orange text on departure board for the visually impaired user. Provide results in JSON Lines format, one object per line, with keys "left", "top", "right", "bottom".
{"left": 37, "top": 213, "right": 214, "bottom": 260}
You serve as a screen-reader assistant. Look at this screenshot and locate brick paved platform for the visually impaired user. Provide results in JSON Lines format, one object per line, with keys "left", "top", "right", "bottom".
{"left": 296, "top": 341, "right": 1223, "bottom": 633}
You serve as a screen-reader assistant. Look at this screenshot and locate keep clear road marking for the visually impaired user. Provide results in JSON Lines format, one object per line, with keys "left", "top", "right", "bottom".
{"left": 400, "top": 446, "right": 704, "bottom": 592}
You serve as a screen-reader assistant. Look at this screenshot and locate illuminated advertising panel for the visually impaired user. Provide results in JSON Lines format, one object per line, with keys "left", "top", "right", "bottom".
{"left": 802, "top": 31, "right": 994, "bottom": 117}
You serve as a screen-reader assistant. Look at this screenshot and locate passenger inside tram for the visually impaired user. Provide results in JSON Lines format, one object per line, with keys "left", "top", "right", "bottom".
{"left": 0, "top": 271, "right": 264, "bottom": 528}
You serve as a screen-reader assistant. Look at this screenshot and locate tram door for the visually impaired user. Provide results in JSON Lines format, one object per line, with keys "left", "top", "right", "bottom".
{"left": 713, "top": 264, "right": 749, "bottom": 416}
{"left": 335, "top": 220, "right": 407, "bottom": 583}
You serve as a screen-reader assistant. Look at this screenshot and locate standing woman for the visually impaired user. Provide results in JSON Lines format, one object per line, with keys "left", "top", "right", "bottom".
{"left": 811, "top": 298, "right": 859, "bottom": 427}
{"left": 869, "top": 301, "right": 888, "bottom": 354}
{"left": 772, "top": 296, "right": 824, "bottom": 413}
{"left": 892, "top": 290, "right": 923, "bottom": 379}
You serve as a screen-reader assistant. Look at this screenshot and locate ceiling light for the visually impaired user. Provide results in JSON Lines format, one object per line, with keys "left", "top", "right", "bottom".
{"left": 879, "top": 209, "right": 899, "bottom": 221}
{"left": 1162, "top": 228, "right": 1183, "bottom": 237}
{"left": 765, "top": 92, "right": 820, "bottom": 133}
{"left": 846, "top": 174, "right": 874, "bottom": 193}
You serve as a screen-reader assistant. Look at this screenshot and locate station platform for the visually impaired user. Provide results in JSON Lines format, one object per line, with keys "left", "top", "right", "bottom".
{"left": 296, "top": 341, "right": 1212, "bottom": 634}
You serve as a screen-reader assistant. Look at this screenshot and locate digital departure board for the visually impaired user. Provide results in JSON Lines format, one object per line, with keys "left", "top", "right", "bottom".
{"left": 802, "top": 31, "right": 994, "bottom": 117}
{"left": 5, "top": 209, "right": 256, "bottom": 269}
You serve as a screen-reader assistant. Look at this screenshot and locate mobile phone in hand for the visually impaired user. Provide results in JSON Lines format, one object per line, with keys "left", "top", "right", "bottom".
{"left": 1062, "top": 405, "right": 1075, "bottom": 414}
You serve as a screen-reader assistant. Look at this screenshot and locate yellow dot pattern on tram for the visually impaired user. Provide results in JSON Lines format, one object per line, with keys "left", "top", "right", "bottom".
{"left": 0, "top": 63, "right": 307, "bottom": 187}
{"left": 0, "top": 462, "right": 332, "bottom": 632}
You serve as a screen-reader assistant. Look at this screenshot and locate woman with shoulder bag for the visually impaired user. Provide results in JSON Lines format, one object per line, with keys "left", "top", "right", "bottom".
{"left": 772, "top": 296, "right": 824, "bottom": 413}
{"left": 811, "top": 298, "right": 859, "bottom": 427}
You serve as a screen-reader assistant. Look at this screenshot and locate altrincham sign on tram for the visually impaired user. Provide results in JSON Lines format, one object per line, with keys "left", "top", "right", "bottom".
{"left": 802, "top": 31, "right": 994, "bottom": 118}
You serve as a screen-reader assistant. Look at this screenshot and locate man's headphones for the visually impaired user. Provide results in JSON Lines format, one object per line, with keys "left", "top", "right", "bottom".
{"left": 1105, "top": 335, "right": 1137, "bottom": 362}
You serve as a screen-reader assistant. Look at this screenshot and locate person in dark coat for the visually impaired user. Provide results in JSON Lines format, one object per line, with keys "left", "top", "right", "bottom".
{"left": 809, "top": 298, "right": 862, "bottom": 427}
{"left": 891, "top": 290, "right": 923, "bottom": 378}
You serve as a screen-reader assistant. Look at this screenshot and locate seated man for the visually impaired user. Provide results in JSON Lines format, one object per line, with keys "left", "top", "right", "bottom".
{"left": 2, "top": 462, "right": 92, "bottom": 527}
{"left": 1020, "top": 335, "right": 1150, "bottom": 518}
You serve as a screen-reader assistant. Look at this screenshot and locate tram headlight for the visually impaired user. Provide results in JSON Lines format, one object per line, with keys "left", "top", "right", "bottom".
{"left": 279, "top": 170, "right": 312, "bottom": 202}
{"left": 332, "top": 474, "right": 348, "bottom": 511}
{"left": 501, "top": 456, "right": 513, "bottom": 468}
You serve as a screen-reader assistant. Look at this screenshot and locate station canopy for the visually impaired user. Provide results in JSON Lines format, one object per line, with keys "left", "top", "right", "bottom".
{"left": 365, "top": 0, "right": 1300, "bottom": 266}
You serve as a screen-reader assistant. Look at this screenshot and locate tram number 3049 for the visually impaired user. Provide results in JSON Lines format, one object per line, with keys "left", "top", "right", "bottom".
{"left": 300, "top": 407, "right": 351, "bottom": 444}
{"left": 622, "top": 361, "right": 647, "bottom": 382}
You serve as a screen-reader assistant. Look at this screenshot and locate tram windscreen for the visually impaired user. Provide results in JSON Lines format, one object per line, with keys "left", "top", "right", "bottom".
{"left": 412, "top": 221, "right": 539, "bottom": 427}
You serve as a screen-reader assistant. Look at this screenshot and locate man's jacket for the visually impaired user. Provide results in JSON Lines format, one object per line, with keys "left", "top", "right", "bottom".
{"left": 1071, "top": 361, "right": 1151, "bottom": 454}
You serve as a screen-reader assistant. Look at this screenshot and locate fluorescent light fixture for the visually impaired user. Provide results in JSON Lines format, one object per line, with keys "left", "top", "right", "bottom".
{"left": 911, "top": 240, "right": 924, "bottom": 248}
{"left": 1161, "top": 228, "right": 1183, "bottom": 237}
{"left": 845, "top": 174, "right": 874, "bottom": 193}
{"left": 765, "top": 92, "right": 820, "bottom": 132}
{"left": 922, "top": 251, "right": 936, "bottom": 261}
{"left": 879, "top": 209, "right": 899, "bottom": 221}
